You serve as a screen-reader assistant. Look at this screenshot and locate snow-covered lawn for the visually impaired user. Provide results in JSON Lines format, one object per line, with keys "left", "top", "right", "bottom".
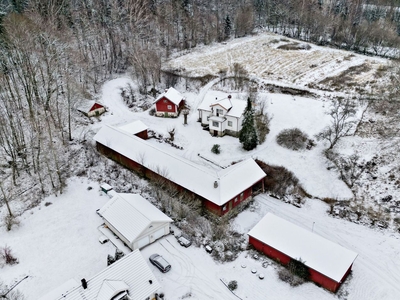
{"left": 2, "top": 179, "right": 399, "bottom": 300}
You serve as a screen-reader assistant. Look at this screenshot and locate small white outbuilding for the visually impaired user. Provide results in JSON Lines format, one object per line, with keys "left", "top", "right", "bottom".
{"left": 99, "top": 193, "right": 172, "bottom": 250}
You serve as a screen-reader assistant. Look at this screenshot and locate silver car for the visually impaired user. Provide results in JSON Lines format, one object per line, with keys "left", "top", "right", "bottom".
{"left": 149, "top": 254, "right": 171, "bottom": 273}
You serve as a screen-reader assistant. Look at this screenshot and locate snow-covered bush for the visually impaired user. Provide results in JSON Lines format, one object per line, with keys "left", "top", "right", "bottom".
{"left": 276, "top": 128, "right": 310, "bottom": 151}
{"left": 228, "top": 280, "right": 238, "bottom": 291}
{"left": 0, "top": 245, "right": 18, "bottom": 266}
{"left": 256, "top": 160, "right": 305, "bottom": 199}
{"left": 211, "top": 144, "right": 221, "bottom": 154}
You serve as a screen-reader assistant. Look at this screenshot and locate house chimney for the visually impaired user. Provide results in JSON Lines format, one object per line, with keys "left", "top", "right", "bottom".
{"left": 149, "top": 280, "right": 153, "bottom": 284}
{"left": 81, "top": 279, "right": 87, "bottom": 289}
{"left": 228, "top": 95, "right": 232, "bottom": 99}
{"left": 214, "top": 181, "right": 218, "bottom": 188}
{"left": 165, "top": 88, "right": 168, "bottom": 93}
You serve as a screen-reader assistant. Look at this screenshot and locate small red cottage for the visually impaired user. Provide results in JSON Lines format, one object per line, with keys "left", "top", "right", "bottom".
{"left": 248, "top": 213, "right": 358, "bottom": 293}
{"left": 77, "top": 100, "right": 106, "bottom": 117}
{"left": 154, "top": 87, "right": 185, "bottom": 117}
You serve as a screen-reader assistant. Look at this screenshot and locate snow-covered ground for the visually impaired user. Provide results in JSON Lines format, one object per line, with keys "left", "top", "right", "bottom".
{"left": 1, "top": 179, "right": 399, "bottom": 300}
{"left": 1, "top": 31, "right": 400, "bottom": 300}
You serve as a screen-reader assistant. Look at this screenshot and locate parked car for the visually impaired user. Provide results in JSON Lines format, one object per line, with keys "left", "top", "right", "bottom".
{"left": 205, "top": 245, "right": 213, "bottom": 253}
{"left": 149, "top": 254, "right": 171, "bottom": 273}
{"left": 178, "top": 236, "right": 192, "bottom": 248}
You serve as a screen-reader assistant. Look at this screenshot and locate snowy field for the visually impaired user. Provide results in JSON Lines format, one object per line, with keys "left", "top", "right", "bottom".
{"left": 164, "top": 32, "right": 388, "bottom": 90}
{"left": 1, "top": 32, "right": 400, "bottom": 300}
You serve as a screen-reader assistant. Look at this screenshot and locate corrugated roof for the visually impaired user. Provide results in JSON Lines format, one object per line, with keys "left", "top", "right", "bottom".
{"left": 93, "top": 124, "right": 266, "bottom": 206}
{"left": 49, "top": 250, "right": 160, "bottom": 300}
{"left": 99, "top": 193, "right": 172, "bottom": 244}
{"left": 154, "top": 87, "right": 184, "bottom": 106}
{"left": 248, "top": 213, "right": 358, "bottom": 282}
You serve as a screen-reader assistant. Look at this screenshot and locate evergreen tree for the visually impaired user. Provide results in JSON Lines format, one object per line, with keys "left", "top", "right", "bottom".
{"left": 224, "top": 15, "right": 232, "bottom": 40}
{"left": 107, "top": 254, "right": 115, "bottom": 266}
{"left": 239, "top": 98, "right": 258, "bottom": 151}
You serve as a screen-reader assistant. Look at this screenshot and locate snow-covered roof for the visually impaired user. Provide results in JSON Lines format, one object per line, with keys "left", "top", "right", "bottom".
{"left": 48, "top": 250, "right": 160, "bottom": 300}
{"left": 94, "top": 124, "right": 266, "bottom": 206}
{"left": 39, "top": 279, "right": 79, "bottom": 300}
{"left": 118, "top": 120, "right": 148, "bottom": 135}
{"left": 248, "top": 213, "right": 358, "bottom": 282}
{"left": 211, "top": 98, "right": 232, "bottom": 110}
{"left": 198, "top": 96, "right": 247, "bottom": 118}
{"left": 154, "top": 87, "right": 184, "bottom": 106}
{"left": 99, "top": 193, "right": 172, "bottom": 244}
{"left": 77, "top": 100, "right": 103, "bottom": 113}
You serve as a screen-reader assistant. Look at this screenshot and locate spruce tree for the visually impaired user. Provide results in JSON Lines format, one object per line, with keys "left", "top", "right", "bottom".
{"left": 224, "top": 15, "right": 232, "bottom": 40}
{"left": 239, "top": 98, "right": 258, "bottom": 151}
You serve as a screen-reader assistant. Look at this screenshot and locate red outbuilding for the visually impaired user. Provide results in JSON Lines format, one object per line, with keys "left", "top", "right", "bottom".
{"left": 93, "top": 123, "right": 266, "bottom": 216}
{"left": 77, "top": 100, "right": 106, "bottom": 117}
{"left": 248, "top": 213, "right": 358, "bottom": 293}
{"left": 154, "top": 87, "right": 185, "bottom": 117}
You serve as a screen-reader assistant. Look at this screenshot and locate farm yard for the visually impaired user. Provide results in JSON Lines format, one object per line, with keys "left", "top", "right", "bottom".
{"left": 1, "top": 31, "right": 400, "bottom": 300}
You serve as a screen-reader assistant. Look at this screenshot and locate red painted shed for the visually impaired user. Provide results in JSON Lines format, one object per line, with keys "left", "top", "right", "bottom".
{"left": 77, "top": 100, "right": 106, "bottom": 117}
{"left": 154, "top": 87, "right": 185, "bottom": 117}
{"left": 248, "top": 213, "right": 358, "bottom": 293}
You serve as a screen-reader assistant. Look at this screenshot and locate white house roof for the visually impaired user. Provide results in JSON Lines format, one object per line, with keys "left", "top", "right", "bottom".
{"left": 38, "top": 279, "right": 79, "bottom": 300}
{"left": 99, "top": 193, "right": 173, "bottom": 244}
{"left": 154, "top": 87, "right": 184, "bottom": 106}
{"left": 198, "top": 96, "right": 247, "bottom": 119}
{"left": 94, "top": 124, "right": 266, "bottom": 206}
{"left": 118, "top": 120, "right": 148, "bottom": 135}
{"left": 211, "top": 98, "right": 232, "bottom": 110}
{"left": 47, "top": 250, "right": 160, "bottom": 300}
{"left": 77, "top": 100, "right": 103, "bottom": 113}
{"left": 248, "top": 213, "right": 358, "bottom": 282}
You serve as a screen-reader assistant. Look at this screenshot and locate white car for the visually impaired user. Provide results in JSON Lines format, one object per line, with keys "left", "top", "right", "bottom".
{"left": 178, "top": 236, "right": 192, "bottom": 248}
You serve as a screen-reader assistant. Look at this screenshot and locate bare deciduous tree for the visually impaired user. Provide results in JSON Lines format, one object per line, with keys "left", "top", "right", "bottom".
{"left": 317, "top": 98, "right": 357, "bottom": 149}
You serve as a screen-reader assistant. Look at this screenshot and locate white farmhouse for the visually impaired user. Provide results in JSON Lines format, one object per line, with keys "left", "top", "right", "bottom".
{"left": 198, "top": 95, "right": 247, "bottom": 137}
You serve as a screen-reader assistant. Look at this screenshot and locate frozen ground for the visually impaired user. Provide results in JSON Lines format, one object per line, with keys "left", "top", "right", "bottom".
{"left": 164, "top": 32, "right": 388, "bottom": 91}
{"left": 1, "top": 179, "right": 399, "bottom": 300}
{"left": 1, "top": 31, "right": 399, "bottom": 300}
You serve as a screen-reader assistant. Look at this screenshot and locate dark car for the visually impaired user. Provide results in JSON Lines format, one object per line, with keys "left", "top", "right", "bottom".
{"left": 149, "top": 254, "right": 171, "bottom": 273}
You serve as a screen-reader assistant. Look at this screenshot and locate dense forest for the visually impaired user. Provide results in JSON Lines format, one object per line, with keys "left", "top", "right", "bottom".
{"left": 0, "top": 0, "right": 400, "bottom": 225}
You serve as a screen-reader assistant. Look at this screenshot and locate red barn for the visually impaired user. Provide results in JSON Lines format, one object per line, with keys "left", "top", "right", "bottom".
{"left": 93, "top": 123, "right": 266, "bottom": 216}
{"left": 77, "top": 100, "right": 106, "bottom": 117}
{"left": 154, "top": 87, "right": 185, "bottom": 117}
{"left": 248, "top": 213, "right": 358, "bottom": 293}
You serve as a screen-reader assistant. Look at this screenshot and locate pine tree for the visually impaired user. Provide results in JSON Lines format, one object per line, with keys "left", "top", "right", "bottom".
{"left": 224, "top": 15, "right": 232, "bottom": 40}
{"left": 239, "top": 98, "right": 258, "bottom": 151}
{"left": 107, "top": 254, "right": 115, "bottom": 266}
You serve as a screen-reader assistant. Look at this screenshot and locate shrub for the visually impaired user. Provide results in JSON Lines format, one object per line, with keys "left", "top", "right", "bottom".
{"left": 276, "top": 128, "right": 309, "bottom": 151}
{"left": 3, "top": 215, "right": 20, "bottom": 231}
{"left": 228, "top": 280, "right": 238, "bottom": 291}
{"left": 148, "top": 107, "right": 156, "bottom": 116}
{"left": 211, "top": 144, "right": 221, "bottom": 154}
{"left": 288, "top": 258, "right": 309, "bottom": 280}
{"left": 256, "top": 160, "right": 302, "bottom": 198}
{"left": 0, "top": 245, "right": 18, "bottom": 265}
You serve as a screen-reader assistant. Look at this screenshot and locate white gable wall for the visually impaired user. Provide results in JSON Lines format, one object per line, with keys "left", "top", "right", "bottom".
{"left": 133, "top": 221, "right": 170, "bottom": 250}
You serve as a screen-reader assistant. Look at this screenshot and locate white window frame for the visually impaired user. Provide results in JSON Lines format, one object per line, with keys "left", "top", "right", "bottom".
{"left": 228, "top": 121, "right": 232, "bottom": 127}
{"left": 167, "top": 105, "right": 172, "bottom": 110}
{"left": 212, "top": 121, "right": 219, "bottom": 127}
